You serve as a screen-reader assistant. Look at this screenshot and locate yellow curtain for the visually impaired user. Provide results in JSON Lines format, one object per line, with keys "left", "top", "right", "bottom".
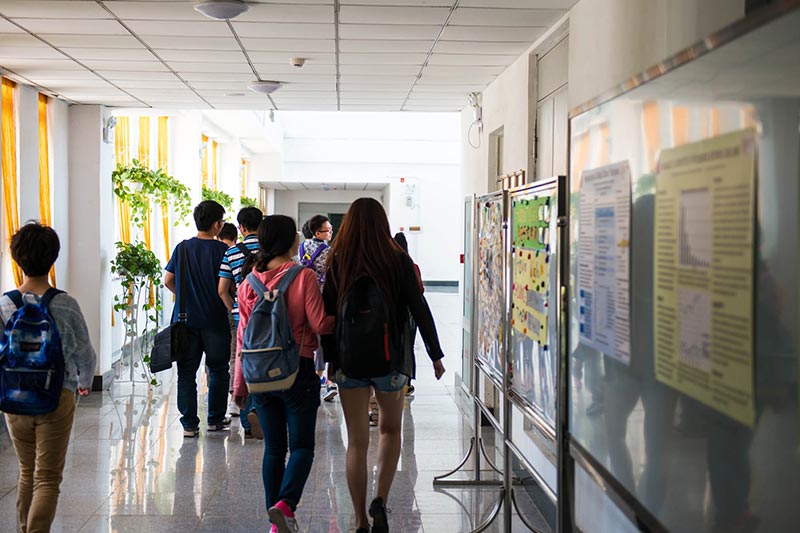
{"left": 201, "top": 134, "right": 208, "bottom": 187}
{"left": 2, "top": 79, "right": 22, "bottom": 286}
{"left": 115, "top": 116, "right": 131, "bottom": 244}
{"left": 37, "top": 94, "right": 56, "bottom": 286}
{"left": 241, "top": 158, "right": 248, "bottom": 198}
{"left": 211, "top": 140, "right": 218, "bottom": 190}
{"left": 138, "top": 116, "right": 152, "bottom": 251}
{"left": 158, "top": 116, "right": 170, "bottom": 262}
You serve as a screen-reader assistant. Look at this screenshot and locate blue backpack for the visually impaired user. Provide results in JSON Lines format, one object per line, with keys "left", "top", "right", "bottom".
{"left": 241, "top": 266, "right": 306, "bottom": 393}
{"left": 0, "top": 289, "right": 66, "bottom": 415}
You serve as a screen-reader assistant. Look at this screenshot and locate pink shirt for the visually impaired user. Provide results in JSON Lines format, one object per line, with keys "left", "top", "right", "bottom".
{"left": 233, "top": 261, "right": 334, "bottom": 398}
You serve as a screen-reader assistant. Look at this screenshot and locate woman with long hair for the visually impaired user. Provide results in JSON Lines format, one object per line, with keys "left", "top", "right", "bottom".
{"left": 233, "top": 215, "right": 334, "bottom": 533}
{"left": 322, "top": 198, "right": 446, "bottom": 533}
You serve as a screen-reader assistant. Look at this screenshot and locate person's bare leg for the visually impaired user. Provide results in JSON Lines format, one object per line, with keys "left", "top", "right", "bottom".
{"left": 339, "top": 387, "right": 372, "bottom": 529}
{"left": 374, "top": 389, "right": 405, "bottom": 501}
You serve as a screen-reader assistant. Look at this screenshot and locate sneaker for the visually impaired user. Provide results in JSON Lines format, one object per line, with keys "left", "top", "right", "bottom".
{"left": 208, "top": 416, "right": 232, "bottom": 432}
{"left": 323, "top": 385, "right": 338, "bottom": 402}
{"left": 247, "top": 411, "right": 263, "bottom": 440}
{"left": 268, "top": 501, "right": 299, "bottom": 533}
{"left": 183, "top": 427, "right": 199, "bottom": 438}
{"left": 228, "top": 401, "right": 240, "bottom": 417}
{"left": 244, "top": 428, "right": 253, "bottom": 439}
{"left": 405, "top": 384, "right": 415, "bottom": 397}
{"left": 369, "top": 497, "right": 390, "bottom": 533}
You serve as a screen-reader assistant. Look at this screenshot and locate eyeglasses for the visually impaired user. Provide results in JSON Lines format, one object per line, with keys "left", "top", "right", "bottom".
{"left": 316, "top": 228, "right": 333, "bottom": 234}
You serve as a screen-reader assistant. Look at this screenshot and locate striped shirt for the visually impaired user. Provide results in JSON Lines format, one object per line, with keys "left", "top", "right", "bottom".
{"left": 218, "top": 234, "right": 260, "bottom": 322}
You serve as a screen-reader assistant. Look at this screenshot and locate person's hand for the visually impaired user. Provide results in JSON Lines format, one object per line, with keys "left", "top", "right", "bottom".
{"left": 77, "top": 387, "right": 91, "bottom": 397}
{"left": 433, "top": 359, "right": 446, "bottom": 380}
{"left": 234, "top": 395, "right": 247, "bottom": 409}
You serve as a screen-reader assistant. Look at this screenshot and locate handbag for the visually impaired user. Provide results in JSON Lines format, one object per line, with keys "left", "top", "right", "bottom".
{"left": 150, "top": 243, "right": 191, "bottom": 373}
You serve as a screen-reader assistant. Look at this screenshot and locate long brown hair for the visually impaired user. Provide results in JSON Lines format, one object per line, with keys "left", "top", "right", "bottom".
{"left": 326, "top": 198, "right": 403, "bottom": 308}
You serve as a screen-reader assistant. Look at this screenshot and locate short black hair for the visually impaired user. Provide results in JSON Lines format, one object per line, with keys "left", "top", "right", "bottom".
{"left": 219, "top": 222, "right": 238, "bottom": 242}
{"left": 194, "top": 200, "right": 225, "bottom": 231}
{"left": 306, "top": 214, "right": 330, "bottom": 235}
{"left": 237, "top": 206, "right": 263, "bottom": 232}
{"left": 10, "top": 222, "right": 60, "bottom": 277}
{"left": 301, "top": 220, "right": 313, "bottom": 239}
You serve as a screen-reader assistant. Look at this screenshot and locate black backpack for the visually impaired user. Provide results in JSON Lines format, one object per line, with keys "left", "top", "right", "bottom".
{"left": 337, "top": 276, "right": 396, "bottom": 378}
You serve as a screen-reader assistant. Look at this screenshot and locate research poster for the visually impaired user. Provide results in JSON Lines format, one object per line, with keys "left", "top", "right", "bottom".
{"left": 476, "top": 197, "right": 505, "bottom": 383}
{"left": 653, "top": 129, "right": 757, "bottom": 427}
{"left": 577, "top": 161, "right": 632, "bottom": 365}
{"left": 509, "top": 188, "right": 558, "bottom": 425}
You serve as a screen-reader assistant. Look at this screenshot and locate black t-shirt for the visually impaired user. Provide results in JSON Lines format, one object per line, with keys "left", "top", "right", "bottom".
{"left": 167, "top": 237, "right": 229, "bottom": 329}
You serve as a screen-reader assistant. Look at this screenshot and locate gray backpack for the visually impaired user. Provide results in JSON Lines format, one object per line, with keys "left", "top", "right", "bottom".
{"left": 240, "top": 266, "right": 306, "bottom": 393}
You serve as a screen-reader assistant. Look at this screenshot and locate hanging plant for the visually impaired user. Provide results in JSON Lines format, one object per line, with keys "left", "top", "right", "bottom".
{"left": 240, "top": 195, "right": 258, "bottom": 208}
{"left": 111, "top": 241, "right": 163, "bottom": 387}
{"left": 202, "top": 185, "right": 234, "bottom": 212}
{"left": 113, "top": 160, "right": 192, "bottom": 228}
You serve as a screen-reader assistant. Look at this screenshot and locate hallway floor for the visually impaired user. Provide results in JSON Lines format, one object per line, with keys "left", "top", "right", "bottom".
{"left": 0, "top": 292, "right": 548, "bottom": 533}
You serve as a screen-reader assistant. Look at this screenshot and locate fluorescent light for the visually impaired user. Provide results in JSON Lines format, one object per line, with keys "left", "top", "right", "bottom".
{"left": 194, "top": 0, "right": 249, "bottom": 21}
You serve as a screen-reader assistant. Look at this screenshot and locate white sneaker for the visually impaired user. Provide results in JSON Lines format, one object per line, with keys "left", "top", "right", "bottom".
{"left": 228, "top": 401, "right": 240, "bottom": 417}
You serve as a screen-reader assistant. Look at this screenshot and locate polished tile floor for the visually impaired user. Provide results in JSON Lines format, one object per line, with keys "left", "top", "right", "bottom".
{"left": 0, "top": 292, "right": 549, "bottom": 532}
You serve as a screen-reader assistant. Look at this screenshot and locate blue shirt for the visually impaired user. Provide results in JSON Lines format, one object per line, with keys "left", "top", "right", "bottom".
{"left": 166, "top": 237, "right": 229, "bottom": 329}
{"left": 218, "top": 234, "right": 260, "bottom": 323}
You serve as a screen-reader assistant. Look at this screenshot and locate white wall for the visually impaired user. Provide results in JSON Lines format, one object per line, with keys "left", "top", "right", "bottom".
{"left": 51, "top": 98, "right": 70, "bottom": 287}
{"left": 568, "top": 0, "right": 745, "bottom": 107}
{"left": 273, "top": 189, "right": 383, "bottom": 224}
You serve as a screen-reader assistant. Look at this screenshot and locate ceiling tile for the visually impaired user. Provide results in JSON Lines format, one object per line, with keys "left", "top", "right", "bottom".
{"left": 423, "top": 65, "right": 504, "bottom": 76}
{"left": 83, "top": 60, "right": 169, "bottom": 72}
{"left": 142, "top": 36, "right": 240, "bottom": 50}
{"left": 339, "top": 0, "right": 450, "bottom": 5}
{"left": 449, "top": 7, "right": 563, "bottom": 27}
{"left": 0, "top": 47, "right": 65, "bottom": 60}
{"left": 339, "top": 84, "right": 413, "bottom": 93}
{"left": 440, "top": 25, "right": 545, "bottom": 42}
{"left": 100, "top": 71, "right": 181, "bottom": 81}
{"left": 340, "top": 6, "right": 449, "bottom": 25}
{"left": 267, "top": 73, "right": 336, "bottom": 83}
{"left": 248, "top": 52, "right": 335, "bottom": 64}
{"left": 339, "top": 39, "right": 432, "bottom": 53}
{"left": 61, "top": 47, "right": 155, "bottom": 61}
{"left": 428, "top": 53, "right": 517, "bottom": 66}
{"left": 157, "top": 50, "right": 245, "bottom": 63}
{"left": 277, "top": 104, "right": 337, "bottom": 111}
{"left": 168, "top": 61, "right": 253, "bottom": 73}
{"left": 105, "top": 1, "right": 209, "bottom": 21}
{"left": 30, "top": 78, "right": 113, "bottom": 89}
{"left": 274, "top": 83, "right": 335, "bottom": 92}
{"left": 12, "top": 19, "right": 127, "bottom": 35}
{"left": 255, "top": 63, "right": 336, "bottom": 75}
{"left": 40, "top": 34, "right": 145, "bottom": 49}
{"left": 339, "top": 53, "right": 427, "bottom": 65}
{"left": 340, "top": 75, "right": 417, "bottom": 84}
{"left": 18, "top": 70, "right": 102, "bottom": 81}
{"left": 125, "top": 20, "right": 230, "bottom": 37}
{"left": 234, "top": 22, "right": 334, "bottom": 39}
{"left": 0, "top": 1, "right": 111, "bottom": 19}
{"left": 403, "top": 105, "right": 462, "bottom": 111}
{"left": 340, "top": 65, "right": 420, "bottom": 75}
{"left": 340, "top": 91, "right": 409, "bottom": 98}
{"left": 434, "top": 40, "right": 529, "bottom": 55}
{"left": 0, "top": 34, "right": 47, "bottom": 47}
{"left": 459, "top": 0, "right": 576, "bottom": 8}
{"left": 179, "top": 72, "right": 256, "bottom": 82}
{"left": 237, "top": 4, "right": 333, "bottom": 23}
{"left": 0, "top": 19, "right": 25, "bottom": 33}
{"left": 116, "top": 79, "right": 190, "bottom": 89}
{"left": 0, "top": 58, "right": 80, "bottom": 70}
{"left": 413, "top": 83, "right": 489, "bottom": 92}
{"left": 339, "top": 24, "right": 440, "bottom": 40}
{"left": 189, "top": 80, "right": 259, "bottom": 90}
{"left": 241, "top": 37, "right": 335, "bottom": 53}
{"left": 340, "top": 104, "right": 400, "bottom": 111}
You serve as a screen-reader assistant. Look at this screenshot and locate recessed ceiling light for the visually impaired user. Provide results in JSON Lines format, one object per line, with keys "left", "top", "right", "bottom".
{"left": 194, "top": 0, "right": 249, "bottom": 21}
{"left": 248, "top": 81, "right": 282, "bottom": 94}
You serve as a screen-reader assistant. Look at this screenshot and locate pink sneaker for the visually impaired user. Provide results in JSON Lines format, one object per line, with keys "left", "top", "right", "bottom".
{"left": 268, "top": 500, "right": 299, "bottom": 533}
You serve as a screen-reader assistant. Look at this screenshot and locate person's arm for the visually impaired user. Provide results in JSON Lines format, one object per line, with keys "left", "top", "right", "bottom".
{"left": 65, "top": 298, "right": 98, "bottom": 396}
{"left": 321, "top": 267, "right": 339, "bottom": 362}
{"left": 301, "top": 270, "right": 335, "bottom": 335}
{"left": 233, "top": 281, "right": 254, "bottom": 406}
{"left": 218, "top": 277, "right": 234, "bottom": 313}
{"left": 400, "top": 255, "right": 446, "bottom": 378}
{"left": 164, "top": 272, "right": 176, "bottom": 294}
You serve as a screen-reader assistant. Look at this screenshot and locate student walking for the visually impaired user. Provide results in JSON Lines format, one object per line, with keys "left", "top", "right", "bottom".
{"left": 233, "top": 215, "right": 334, "bottom": 533}
{"left": 165, "top": 200, "right": 231, "bottom": 438}
{"left": 0, "top": 222, "right": 97, "bottom": 533}
{"left": 218, "top": 206, "right": 263, "bottom": 438}
{"left": 322, "top": 198, "right": 446, "bottom": 533}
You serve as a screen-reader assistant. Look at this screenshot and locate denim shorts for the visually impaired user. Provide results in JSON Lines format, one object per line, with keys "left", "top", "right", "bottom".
{"left": 333, "top": 369, "right": 409, "bottom": 392}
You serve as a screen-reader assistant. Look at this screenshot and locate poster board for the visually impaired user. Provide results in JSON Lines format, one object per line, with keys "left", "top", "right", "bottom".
{"left": 475, "top": 192, "right": 506, "bottom": 385}
{"left": 509, "top": 180, "right": 560, "bottom": 430}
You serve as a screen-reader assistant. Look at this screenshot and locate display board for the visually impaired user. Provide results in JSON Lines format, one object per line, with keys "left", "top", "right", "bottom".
{"left": 461, "top": 196, "right": 476, "bottom": 392}
{"left": 476, "top": 193, "right": 505, "bottom": 385}
{"left": 509, "top": 181, "right": 559, "bottom": 429}
{"left": 567, "top": 7, "right": 800, "bottom": 533}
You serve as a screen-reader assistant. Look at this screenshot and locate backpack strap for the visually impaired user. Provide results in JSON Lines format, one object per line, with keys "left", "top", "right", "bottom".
{"left": 308, "top": 243, "right": 328, "bottom": 264}
{"left": 4, "top": 290, "right": 24, "bottom": 309}
{"left": 246, "top": 272, "right": 269, "bottom": 297}
{"left": 274, "top": 264, "right": 305, "bottom": 294}
{"left": 39, "top": 288, "right": 65, "bottom": 309}
{"left": 235, "top": 242, "right": 249, "bottom": 257}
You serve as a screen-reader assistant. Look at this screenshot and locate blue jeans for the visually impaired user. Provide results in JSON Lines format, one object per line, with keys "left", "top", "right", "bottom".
{"left": 251, "top": 357, "right": 320, "bottom": 511}
{"left": 240, "top": 395, "right": 254, "bottom": 431}
{"left": 177, "top": 326, "right": 231, "bottom": 430}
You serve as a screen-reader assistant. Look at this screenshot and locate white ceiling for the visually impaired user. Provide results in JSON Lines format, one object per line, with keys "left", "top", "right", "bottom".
{"left": 0, "top": 0, "right": 574, "bottom": 112}
{"left": 268, "top": 181, "right": 387, "bottom": 191}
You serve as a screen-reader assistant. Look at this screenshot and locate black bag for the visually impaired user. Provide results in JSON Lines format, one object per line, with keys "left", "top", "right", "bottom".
{"left": 150, "top": 244, "right": 191, "bottom": 373}
{"left": 337, "top": 276, "right": 396, "bottom": 379}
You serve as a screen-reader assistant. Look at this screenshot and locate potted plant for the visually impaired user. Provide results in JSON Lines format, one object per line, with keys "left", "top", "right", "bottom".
{"left": 112, "top": 160, "right": 192, "bottom": 227}
{"left": 110, "top": 241, "right": 163, "bottom": 386}
{"left": 240, "top": 195, "right": 258, "bottom": 208}
{"left": 202, "top": 185, "right": 234, "bottom": 212}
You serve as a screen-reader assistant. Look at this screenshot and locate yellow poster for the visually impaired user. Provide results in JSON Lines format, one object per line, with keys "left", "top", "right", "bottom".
{"left": 653, "top": 129, "right": 757, "bottom": 427}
